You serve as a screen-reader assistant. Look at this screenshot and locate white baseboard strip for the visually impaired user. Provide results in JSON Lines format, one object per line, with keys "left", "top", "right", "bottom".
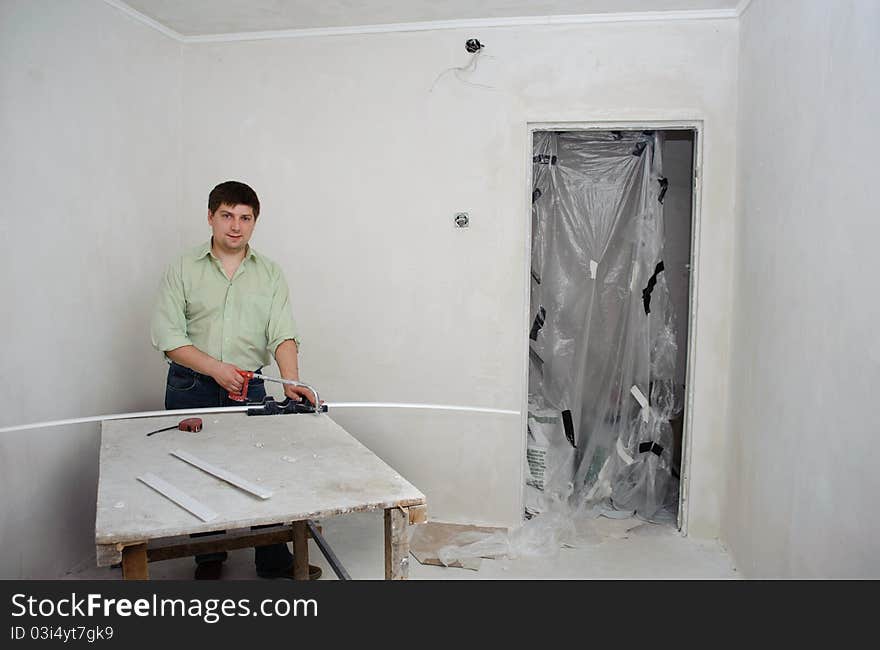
{"left": 137, "top": 472, "right": 219, "bottom": 522}
{"left": 170, "top": 449, "right": 273, "bottom": 500}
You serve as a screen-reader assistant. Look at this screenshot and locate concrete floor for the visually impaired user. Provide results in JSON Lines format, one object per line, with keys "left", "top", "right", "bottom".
{"left": 67, "top": 511, "right": 739, "bottom": 580}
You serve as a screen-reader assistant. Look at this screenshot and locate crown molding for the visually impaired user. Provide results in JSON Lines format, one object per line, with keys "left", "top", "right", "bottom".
{"left": 184, "top": 10, "right": 739, "bottom": 43}
{"left": 736, "top": 0, "right": 755, "bottom": 18}
{"left": 102, "top": 0, "right": 185, "bottom": 41}
{"left": 104, "top": 1, "right": 741, "bottom": 44}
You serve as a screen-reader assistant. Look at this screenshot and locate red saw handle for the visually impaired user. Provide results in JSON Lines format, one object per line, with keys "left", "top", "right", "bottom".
{"left": 228, "top": 370, "right": 254, "bottom": 402}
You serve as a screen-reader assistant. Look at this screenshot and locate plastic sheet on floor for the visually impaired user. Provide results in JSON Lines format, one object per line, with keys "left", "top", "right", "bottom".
{"left": 433, "top": 500, "right": 672, "bottom": 569}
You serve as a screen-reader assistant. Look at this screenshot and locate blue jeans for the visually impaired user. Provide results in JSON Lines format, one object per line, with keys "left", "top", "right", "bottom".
{"left": 164, "top": 362, "right": 294, "bottom": 573}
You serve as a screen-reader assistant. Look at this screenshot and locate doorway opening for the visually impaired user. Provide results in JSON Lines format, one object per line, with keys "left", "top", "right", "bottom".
{"left": 525, "top": 127, "right": 696, "bottom": 531}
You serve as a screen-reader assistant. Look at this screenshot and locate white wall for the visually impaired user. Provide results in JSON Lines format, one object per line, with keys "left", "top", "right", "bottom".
{"left": 725, "top": 0, "right": 880, "bottom": 578}
{"left": 180, "top": 19, "right": 738, "bottom": 533}
{"left": 0, "top": 0, "right": 181, "bottom": 578}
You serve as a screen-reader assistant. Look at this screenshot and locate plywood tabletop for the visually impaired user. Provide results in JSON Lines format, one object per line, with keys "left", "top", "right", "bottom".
{"left": 95, "top": 412, "right": 425, "bottom": 545}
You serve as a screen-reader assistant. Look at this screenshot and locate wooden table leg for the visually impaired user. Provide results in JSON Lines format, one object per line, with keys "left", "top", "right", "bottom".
{"left": 121, "top": 543, "right": 148, "bottom": 580}
{"left": 292, "top": 520, "right": 310, "bottom": 580}
{"left": 384, "top": 508, "right": 409, "bottom": 580}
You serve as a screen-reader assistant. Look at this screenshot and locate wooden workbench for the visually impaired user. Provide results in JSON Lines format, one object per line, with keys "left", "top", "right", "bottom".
{"left": 95, "top": 412, "right": 426, "bottom": 580}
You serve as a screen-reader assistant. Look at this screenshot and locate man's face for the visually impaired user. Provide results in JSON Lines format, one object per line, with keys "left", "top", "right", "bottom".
{"left": 208, "top": 203, "right": 257, "bottom": 254}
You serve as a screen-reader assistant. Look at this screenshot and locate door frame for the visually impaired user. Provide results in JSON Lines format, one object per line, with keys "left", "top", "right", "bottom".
{"left": 521, "top": 120, "right": 703, "bottom": 534}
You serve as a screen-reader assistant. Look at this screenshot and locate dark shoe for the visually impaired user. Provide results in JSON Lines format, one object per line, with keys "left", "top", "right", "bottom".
{"left": 194, "top": 560, "right": 224, "bottom": 580}
{"left": 257, "top": 564, "right": 322, "bottom": 580}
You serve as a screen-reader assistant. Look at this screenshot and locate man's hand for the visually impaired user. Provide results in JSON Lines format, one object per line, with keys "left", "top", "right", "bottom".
{"left": 283, "top": 384, "right": 320, "bottom": 406}
{"left": 212, "top": 361, "right": 245, "bottom": 394}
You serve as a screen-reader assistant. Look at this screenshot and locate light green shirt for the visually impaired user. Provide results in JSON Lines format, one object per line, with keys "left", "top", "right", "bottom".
{"left": 150, "top": 240, "right": 300, "bottom": 370}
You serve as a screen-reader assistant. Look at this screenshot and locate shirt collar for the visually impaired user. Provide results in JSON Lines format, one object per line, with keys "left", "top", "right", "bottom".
{"left": 195, "top": 240, "right": 212, "bottom": 260}
{"left": 196, "top": 239, "right": 258, "bottom": 261}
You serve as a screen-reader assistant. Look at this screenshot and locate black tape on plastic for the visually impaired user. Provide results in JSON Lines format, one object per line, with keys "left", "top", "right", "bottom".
{"left": 533, "top": 154, "right": 557, "bottom": 165}
{"left": 529, "top": 306, "right": 546, "bottom": 341}
{"left": 561, "top": 410, "right": 575, "bottom": 448}
{"left": 642, "top": 260, "right": 665, "bottom": 315}
{"left": 638, "top": 441, "right": 664, "bottom": 456}
{"left": 658, "top": 177, "right": 669, "bottom": 204}
{"left": 532, "top": 187, "right": 543, "bottom": 203}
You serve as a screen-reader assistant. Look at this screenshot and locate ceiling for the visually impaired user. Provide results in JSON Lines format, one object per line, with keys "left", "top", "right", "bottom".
{"left": 119, "top": 0, "right": 743, "bottom": 37}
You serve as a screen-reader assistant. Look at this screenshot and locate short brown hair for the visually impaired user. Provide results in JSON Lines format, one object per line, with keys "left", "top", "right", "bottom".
{"left": 208, "top": 181, "right": 260, "bottom": 218}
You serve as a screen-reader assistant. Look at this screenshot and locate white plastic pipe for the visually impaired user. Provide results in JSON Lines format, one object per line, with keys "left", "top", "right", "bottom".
{"left": 0, "top": 402, "right": 520, "bottom": 434}
{"left": 328, "top": 402, "right": 519, "bottom": 415}
{"left": 0, "top": 406, "right": 250, "bottom": 434}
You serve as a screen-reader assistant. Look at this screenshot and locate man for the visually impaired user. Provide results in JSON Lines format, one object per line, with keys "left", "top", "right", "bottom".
{"left": 150, "top": 180, "right": 321, "bottom": 580}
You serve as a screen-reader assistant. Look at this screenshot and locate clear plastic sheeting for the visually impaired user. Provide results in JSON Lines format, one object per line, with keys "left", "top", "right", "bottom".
{"left": 528, "top": 131, "right": 681, "bottom": 522}
{"left": 433, "top": 501, "right": 663, "bottom": 569}
{"left": 525, "top": 397, "right": 575, "bottom": 516}
{"left": 437, "top": 496, "right": 576, "bottom": 569}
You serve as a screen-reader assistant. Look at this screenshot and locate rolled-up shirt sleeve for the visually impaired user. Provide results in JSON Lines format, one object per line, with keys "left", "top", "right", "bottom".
{"left": 150, "top": 258, "right": 193, "bottom": 354}
{"left": 266, "top": 270, "right": 300, "bottom": 355}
